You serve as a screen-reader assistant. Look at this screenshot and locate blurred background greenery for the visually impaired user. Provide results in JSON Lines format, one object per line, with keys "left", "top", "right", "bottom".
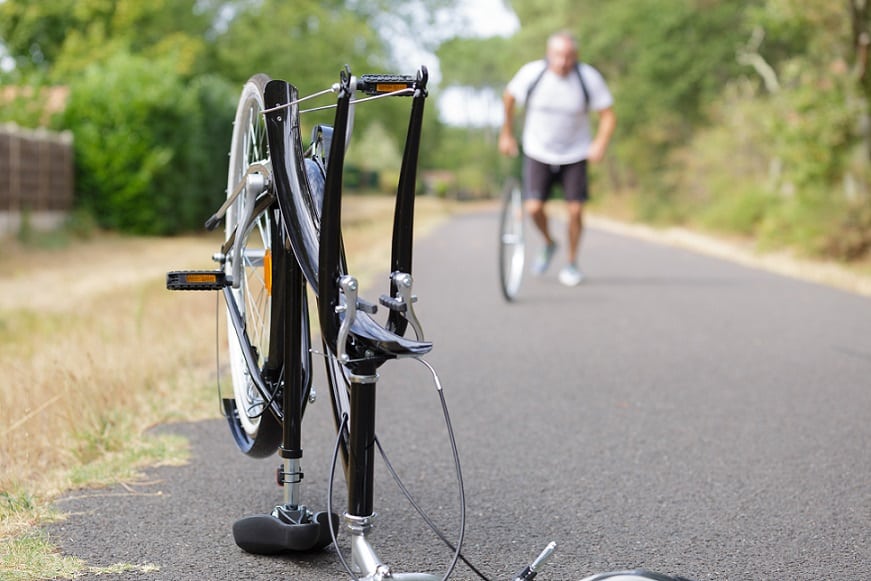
{"left": 1, "top": 0, "right": 869, "bottom": 261}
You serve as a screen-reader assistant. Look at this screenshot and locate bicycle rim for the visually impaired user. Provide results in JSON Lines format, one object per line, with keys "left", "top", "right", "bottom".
{"left": 499, "top": 179, "right": 526, "bottom": 301}
{"left": 224, "top": 74, "right": 282, "bottom": 457}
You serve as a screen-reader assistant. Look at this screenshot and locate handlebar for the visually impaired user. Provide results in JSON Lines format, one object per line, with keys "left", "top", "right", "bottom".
{"left": 514, "top": 542, "right": 557, "bottom": 580}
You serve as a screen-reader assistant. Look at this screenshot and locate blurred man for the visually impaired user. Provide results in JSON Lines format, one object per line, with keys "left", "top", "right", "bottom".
{"left": 499, "top": 31, "right": 616, "bottom": 286}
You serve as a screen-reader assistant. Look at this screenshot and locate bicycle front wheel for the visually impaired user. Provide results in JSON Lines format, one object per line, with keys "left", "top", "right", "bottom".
{"left": 498, "top": 177, "right": 526, "bottom": 301}
{"left": 223, "top": 74, "right": 283, "bottom": 457}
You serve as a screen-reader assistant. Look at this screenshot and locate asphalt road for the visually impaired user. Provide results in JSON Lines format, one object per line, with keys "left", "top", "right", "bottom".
{"left": 48, "top": 207, "right": 871, "bottom": 580}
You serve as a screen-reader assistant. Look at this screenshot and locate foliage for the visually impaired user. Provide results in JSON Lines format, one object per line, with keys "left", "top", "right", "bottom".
{"left": 424, "top": 125, "right": 507, "bottom": 197}
{"left": 0, "top": 0, "right": 80, "bottom": 79}
{"left": 578, "top": 1, "right": 753, "bottom": 174}
{"left": 438, "top": 36, "right": 518, "bottom": 90}
{"left": 772, "top": 73, "right": 857, "bottom": 189}
{"left": 213, "top": 0, "right": 385, "bottom": 88}
{"left": 506, "top": 0, "right": 588, "bottom": 46}
{"left": 0, "top": 0, "right": 217, "bottom": 82}
{"left": 0, "top": 0, "right": 231, "bottom": 235}
{"left": 57, "top": 51, "right": 234, "bottom": 234}
{"left": 0, "top": 84, "right": 59, "bottom": 126}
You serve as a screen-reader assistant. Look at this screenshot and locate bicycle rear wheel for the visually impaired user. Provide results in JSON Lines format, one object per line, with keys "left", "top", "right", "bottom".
{"left": 498, "top": 177, "right": 526, "bottom": 301}
{"left": 223, "top": 73, "right": 283, "bottom": 457}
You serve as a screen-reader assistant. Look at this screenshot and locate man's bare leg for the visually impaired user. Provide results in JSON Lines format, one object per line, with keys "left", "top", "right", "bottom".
{"left": 526, "top": 198, "right": 558, "bottom": 274}
{"left": 525, "top": 198, "right": 554, "bottom": 246}
{"left": 566, "top": 201, "right": 584, "bottom": 265}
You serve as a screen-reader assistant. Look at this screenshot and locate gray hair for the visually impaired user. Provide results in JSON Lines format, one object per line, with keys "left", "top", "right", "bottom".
{"left": 547, "top": 30, "right": 579, "bottom": 52}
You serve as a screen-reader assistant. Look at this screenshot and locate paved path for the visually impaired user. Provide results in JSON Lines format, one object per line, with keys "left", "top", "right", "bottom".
{"left": 49, "top": 208, "right": 871, "bottom": 580}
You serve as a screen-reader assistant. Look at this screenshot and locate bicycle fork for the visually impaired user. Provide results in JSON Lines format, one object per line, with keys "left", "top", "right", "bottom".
{"left": 341, "top": 362, "right": 440, "bottom": 581}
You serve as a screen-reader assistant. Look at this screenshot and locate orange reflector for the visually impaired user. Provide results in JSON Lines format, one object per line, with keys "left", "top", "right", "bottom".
{"left": 186, "top": 273, "right": 217, "bottom": 284}
{"left": 376, "top": 83, "right": 408, "bottom": 93}
{"left": 264, "top": 249, "right": 272, "bottom": 295}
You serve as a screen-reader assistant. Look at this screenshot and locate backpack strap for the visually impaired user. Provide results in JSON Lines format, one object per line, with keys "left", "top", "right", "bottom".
{"left": 525, "top": 61, "right": 590, "bottom": 113}
{"left": 524, "top": 60, "right": 549, "bottom": 106}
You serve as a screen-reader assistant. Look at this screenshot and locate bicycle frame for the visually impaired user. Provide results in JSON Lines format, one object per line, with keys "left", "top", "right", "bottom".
{"left": 257, "top": 67, "right": 437, "bottom": 577}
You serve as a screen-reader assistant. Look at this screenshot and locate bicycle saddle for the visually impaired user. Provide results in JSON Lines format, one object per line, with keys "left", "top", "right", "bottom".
{"left": 345, "top": 310, "right": 432, "bottom": 360}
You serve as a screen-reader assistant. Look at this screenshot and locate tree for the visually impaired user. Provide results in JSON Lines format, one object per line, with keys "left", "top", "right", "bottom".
{"left": 213, "top": 0, "right": 384, "bottom": 89}
{"left": 437, "top": 36, "right": 517, "bottom": 91}
{"left": 0, "top": 0, "right": 80, "bottom": 79}
{"left": 0, "top": 0, "right": 218, "bottom": 82}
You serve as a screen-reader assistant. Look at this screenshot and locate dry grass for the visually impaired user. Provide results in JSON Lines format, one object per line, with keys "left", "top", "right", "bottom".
{"left": 0, "top": 233, "right": 222, "bottom": 496}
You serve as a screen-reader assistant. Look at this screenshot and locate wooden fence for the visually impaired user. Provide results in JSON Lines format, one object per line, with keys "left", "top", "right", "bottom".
{"left": 0, "top": 123, "right": 74, "bottom": 235}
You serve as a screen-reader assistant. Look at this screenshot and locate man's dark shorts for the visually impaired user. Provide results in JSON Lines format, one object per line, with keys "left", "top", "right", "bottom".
{"left": 523, "top": 156, "right": 589, "bottom": 203}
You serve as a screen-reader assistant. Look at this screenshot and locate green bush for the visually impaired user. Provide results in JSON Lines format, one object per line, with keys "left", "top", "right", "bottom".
{"left": 178, "top": 74, "right": 237, "bottom": 231}
{"left": 824, "top": 200, "right": 871, "bottom": 260}
{"left": 632, "top": 185, "right": 691, "bottom": 225}
{"left": 761, "top": 193, "right": 871, "bottom": 261}
{"left": 59, "top": 51, "right": 235, "bottom": 234}
{"left": 698, "top": 187, "right": 779, "bottom": 236}
{"left": 754, "top": 189, "right": 832, "bottom": 255}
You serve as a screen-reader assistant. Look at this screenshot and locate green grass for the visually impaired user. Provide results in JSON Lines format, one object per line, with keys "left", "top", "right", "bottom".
{"left": 1, "top": 527, "right": 160, "bottom": 580}
{"left": 67, "top": 432, "right": 190, "bottom": 489}
{"left": 1, "top": 530, "right": 87, "bottom": 581}
{"left": 0, "top": 432, "right": 190, "bottom": 580}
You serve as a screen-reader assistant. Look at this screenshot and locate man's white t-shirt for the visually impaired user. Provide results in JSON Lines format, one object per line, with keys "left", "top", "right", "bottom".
{"left": 506, "top": 60, "right": 613, "bottom": 165}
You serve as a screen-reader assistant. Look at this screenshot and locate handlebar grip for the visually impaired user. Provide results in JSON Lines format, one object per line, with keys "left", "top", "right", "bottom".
{"left": 204, "top": 214, "right": 221, "bottom": 231}
{"left": 356, "top": 74, "right": 416, "bottom": 96}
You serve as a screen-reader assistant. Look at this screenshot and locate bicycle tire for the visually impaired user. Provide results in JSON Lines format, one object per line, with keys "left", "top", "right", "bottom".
{"left": 498, "top": 177, "right": 526, "bottom": 301}
{"left": 223, "top": 73, "right": 283, "bottom": 457}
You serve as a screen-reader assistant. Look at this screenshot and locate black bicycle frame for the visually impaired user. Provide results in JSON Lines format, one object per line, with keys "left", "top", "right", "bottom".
{"left": 278, "top": 224, "right": 310, "bottom": 462}
{"left": 262, "top": 67, "right": 429, "bottom": 519}
{"left": 263, "top": 81, "right": 327, "bottom": 297}
{"left": 387, "top": 70, "right": 428, "bottom": 337}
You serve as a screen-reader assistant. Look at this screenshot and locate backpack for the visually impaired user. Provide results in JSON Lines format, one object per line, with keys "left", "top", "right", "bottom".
{"left": 524, "top": 61, "right": 590, "bottom": 113}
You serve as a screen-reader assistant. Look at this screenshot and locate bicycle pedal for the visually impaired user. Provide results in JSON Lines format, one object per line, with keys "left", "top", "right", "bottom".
{"left": 166, "top": 270, "right": 228, "bottom": 291}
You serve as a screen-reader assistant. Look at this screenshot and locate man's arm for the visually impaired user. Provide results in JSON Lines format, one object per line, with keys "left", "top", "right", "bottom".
{"left": 499, "top": 90, "right": 519, "bottom": 157}
{"left": 587, "top": 106, "right": 616, "bottom": 163}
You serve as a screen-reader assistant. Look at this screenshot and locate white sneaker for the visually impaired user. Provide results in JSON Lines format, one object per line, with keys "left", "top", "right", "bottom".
{"left": 558, "top": 264, "right": 584, "bottom": 286}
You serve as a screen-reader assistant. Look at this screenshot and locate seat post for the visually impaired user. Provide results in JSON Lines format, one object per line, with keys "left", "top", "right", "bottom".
{"left": 347, "top": 364, "right": 379, "bottom": 518}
